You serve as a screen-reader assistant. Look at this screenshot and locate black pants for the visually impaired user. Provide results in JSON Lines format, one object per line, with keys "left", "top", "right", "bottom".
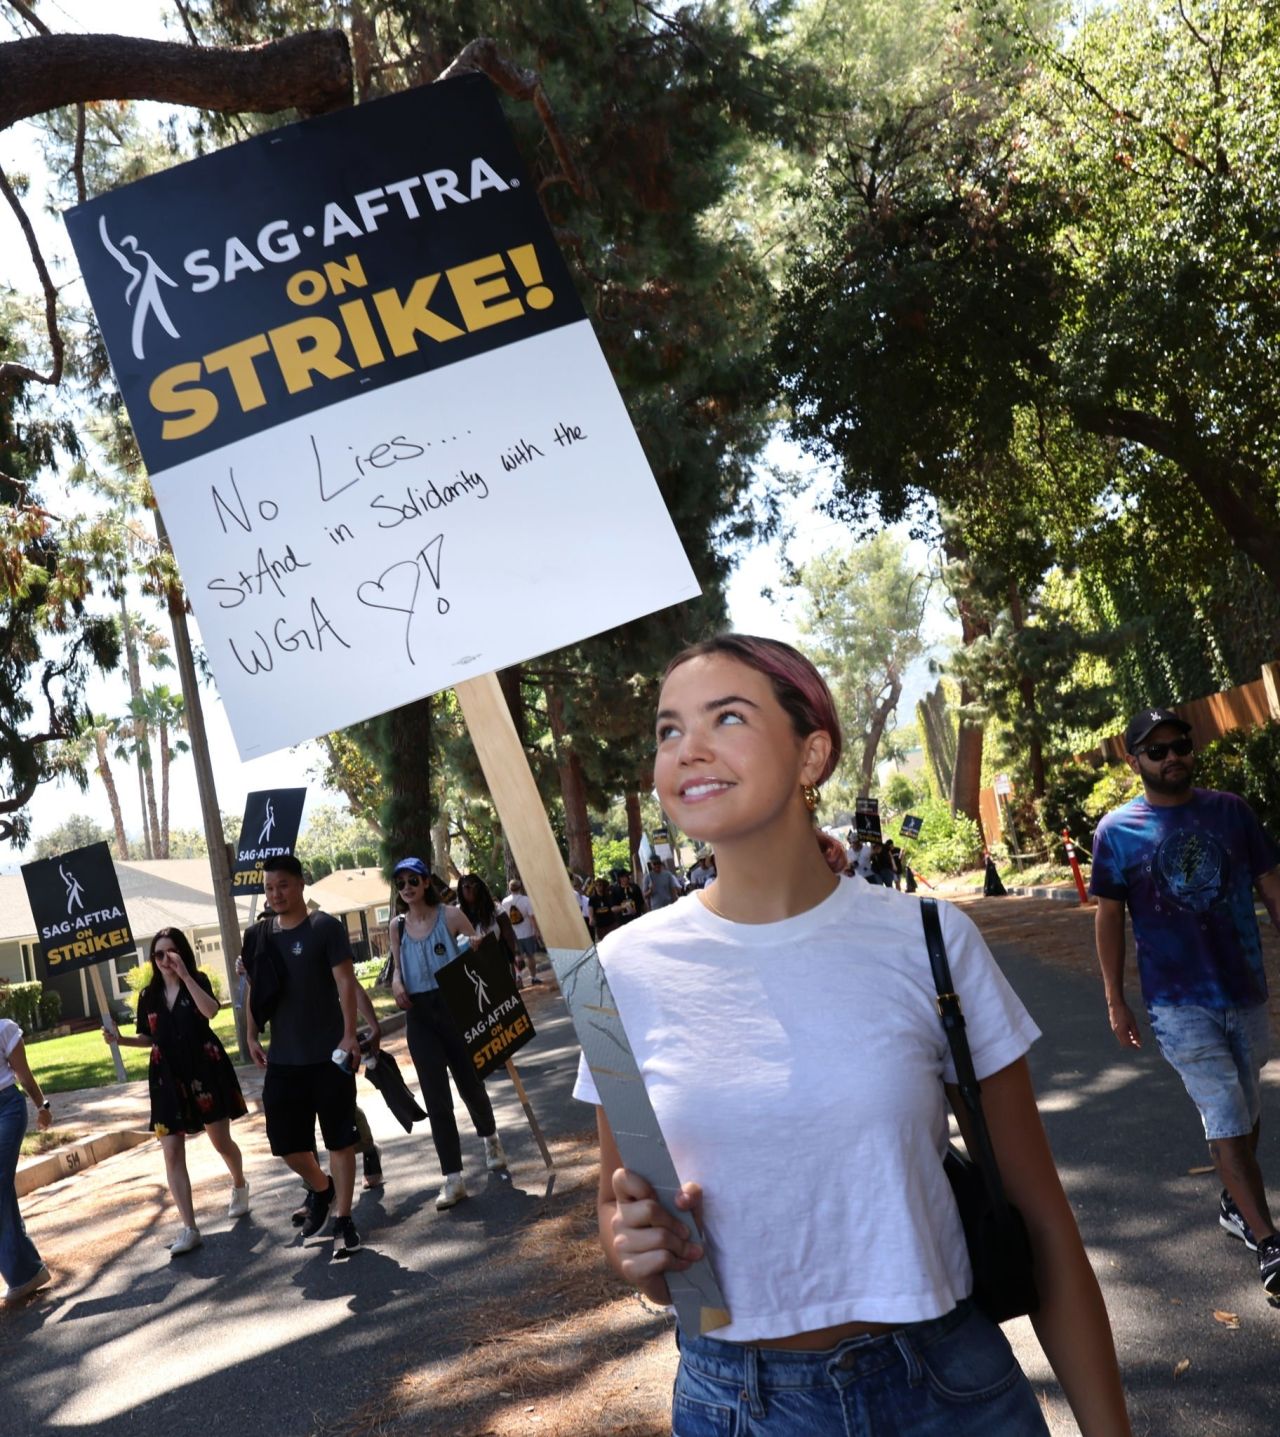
{"left": 405, "top": 989, "right": 496, "bottom": 1175}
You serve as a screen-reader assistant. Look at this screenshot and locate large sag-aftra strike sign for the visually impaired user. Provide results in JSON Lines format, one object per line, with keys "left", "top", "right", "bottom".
{"left": 66, "top": 76, "right": 699, "bottom": 759}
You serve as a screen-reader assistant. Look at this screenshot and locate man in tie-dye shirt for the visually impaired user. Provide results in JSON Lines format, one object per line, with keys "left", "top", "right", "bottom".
{"left": 1092, "top": 707, "right": 1280, "bottom": 1297}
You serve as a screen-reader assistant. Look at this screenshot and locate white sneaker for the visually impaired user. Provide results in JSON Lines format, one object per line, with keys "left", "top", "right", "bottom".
{"left": 435, "top": 1173, "right": 468, "bottom": 1210}
{"left": 169, "top": 1226, "right": 202, "bottom": 1256}
{"left": 227, "top": 1183, "right": 250, "bottom": 1218}
{"left": 484, "top": 1134, "right": 508, "bottom": 1171}
{"left": 3, "top": 1263, "right": 51, "bottom": 1303}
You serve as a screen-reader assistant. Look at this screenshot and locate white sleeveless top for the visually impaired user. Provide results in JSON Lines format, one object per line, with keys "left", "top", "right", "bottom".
{"left": 573, "top": 881, "right": 1039, "bottom": 1342}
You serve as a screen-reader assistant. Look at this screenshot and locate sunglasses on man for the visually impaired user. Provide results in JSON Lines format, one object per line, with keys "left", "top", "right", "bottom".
{"left": 1137, "top": 737, "right": 1194, "bottom": 761}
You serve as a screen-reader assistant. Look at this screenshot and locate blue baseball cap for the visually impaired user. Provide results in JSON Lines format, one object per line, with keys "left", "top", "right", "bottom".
{"left": 392, "top": 856, "right": 429, "bottom": 878}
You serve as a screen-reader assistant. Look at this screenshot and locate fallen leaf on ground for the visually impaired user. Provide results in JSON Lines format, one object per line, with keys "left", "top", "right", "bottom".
{"left": 1173, "top": 1358, "right": 1191, "bottom": 1379}
{"left": 1187, "top": 1165, "right": 1215, "bottom": 1175}
{"left": 1212, "top": 1310, "right": 1240, "bottom": 1329}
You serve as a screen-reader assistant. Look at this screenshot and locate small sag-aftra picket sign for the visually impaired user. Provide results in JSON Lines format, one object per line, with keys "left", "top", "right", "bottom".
{"left": 68, "top": 75, "right": 727, "bottom": 1332}
{"left": 20, "top": 841, "right": 134, "bottom": 1081}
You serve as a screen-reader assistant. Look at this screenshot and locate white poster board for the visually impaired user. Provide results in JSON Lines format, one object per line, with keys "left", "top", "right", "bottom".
{"left": 68, "top": 75, "right": 698, "bottom": 759}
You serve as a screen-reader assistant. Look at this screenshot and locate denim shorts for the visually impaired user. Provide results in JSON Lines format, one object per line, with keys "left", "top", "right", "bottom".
{"left": 1146, "top": 1002, "right": 1270, "bottom": 1140}
{"left": 673, "top": 1300, "right": 1049, "bottom": 1436}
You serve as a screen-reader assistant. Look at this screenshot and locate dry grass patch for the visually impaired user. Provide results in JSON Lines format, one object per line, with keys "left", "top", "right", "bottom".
{"left": 326, "top": 1132, "right": 677, "bottom": 1437}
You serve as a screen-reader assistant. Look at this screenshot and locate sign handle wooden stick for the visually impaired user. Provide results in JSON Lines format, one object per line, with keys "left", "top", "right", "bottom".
{"left": 89, "top": 963, "right": 127, "bottom": 1083}
{"left": 455, "top": 672, "right": 731, "bottom": 1334}
{"left": 504, "top": 1057, "right": 555, "bottom": 1201}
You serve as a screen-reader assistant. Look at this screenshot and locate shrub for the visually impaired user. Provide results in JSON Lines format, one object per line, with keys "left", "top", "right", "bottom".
{"left": 37, "top": 989, "right": 61, "bottom": 1029}
{"left": 355, "top": 956, "right": 386, "bottom": 984}
{"left": 355, "top": 845, "right": 378, "bottom": 868}
{"left": 881, "top": 773, "right": 921, "bottom": 814}
{"left": 1037, "top": 757, "right": 1105, "bottom": 854}
{"left": 307, "top": 855, "right": 333, "bottom": 881}
{"left": 905, "top": 797, "right": 984, "bottom": 875}
{"left": 333, "top": 849, "right": 356, "bottom": 871}
{"left": 1195, "top": 720, "right": 1280, "bottom": 836}
{"left": 0, "top": 981, "right": 47, "bottom": 1031}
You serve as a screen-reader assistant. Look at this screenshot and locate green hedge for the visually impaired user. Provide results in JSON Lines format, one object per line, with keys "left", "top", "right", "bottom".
{"left": 1195, "top": 719, "right": 1280, "bottom": 837}
{"left": 0, "top": 981, "right": 61, "bottom": 1032}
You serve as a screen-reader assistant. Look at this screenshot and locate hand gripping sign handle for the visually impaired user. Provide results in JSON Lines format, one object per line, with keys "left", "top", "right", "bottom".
{"left": 454, "top": 672, "right": 729, "bottom": 1334}
{"left": 90, "top": 964, "right": 128, "bottom": 1083}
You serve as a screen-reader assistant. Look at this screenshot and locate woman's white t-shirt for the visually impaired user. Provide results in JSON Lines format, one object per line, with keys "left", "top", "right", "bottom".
{"left": 0, "top": 1018, "right": 24, "bottom": 1091}
{"left": 573, "top": 880, "right": 1039, "bottom": 1342}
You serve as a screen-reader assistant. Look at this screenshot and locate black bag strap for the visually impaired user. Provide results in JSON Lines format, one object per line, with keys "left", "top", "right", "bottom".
{"left": 920, "top": 897, "right": 1013, "bottom": 1223}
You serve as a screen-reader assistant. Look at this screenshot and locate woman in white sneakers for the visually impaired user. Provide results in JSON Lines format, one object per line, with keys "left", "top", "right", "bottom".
{"left": 576, "top": 634, "right": 1132, "bottom": 1437}
{"left": 105, "top": 927, "right": 249, "bottom": 1256}
{"left": 388, "top": 857, "right": 507, "bottom": 1209}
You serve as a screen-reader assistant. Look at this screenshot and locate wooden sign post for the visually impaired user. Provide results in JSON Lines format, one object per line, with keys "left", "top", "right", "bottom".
{"left": 456, "top": 673, "right": 730, "bottom": 1334}
{"left": 89, "top": 965, "right": 127, "bottom": 1083}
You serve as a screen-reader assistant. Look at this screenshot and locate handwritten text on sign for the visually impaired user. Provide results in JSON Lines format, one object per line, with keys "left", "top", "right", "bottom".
{"left": 67, "top": 78, "right": 699, "bottom": 759}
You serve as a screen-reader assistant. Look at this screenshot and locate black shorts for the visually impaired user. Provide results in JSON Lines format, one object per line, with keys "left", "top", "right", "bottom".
{"left": 262, "top": 1061, "right": 358, "bottom": 1156}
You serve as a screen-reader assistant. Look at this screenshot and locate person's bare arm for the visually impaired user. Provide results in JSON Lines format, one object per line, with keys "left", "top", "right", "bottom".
{"left": 1094, "top": 896, "right": 1140, "bottom": 1048}
{"left": 8, "top": 1040, "right": 53, "bottom": 1131}
{"left": 951, "top": 1060, "right": 1132, "bottom": 1437}
{"left": 243, "top": 981, "right": 268, "bottom": 1068}
{"left": 181, "top": 968, "right": 221, "bottom": 1021}
{"left": 1257, "top": 865, "right": 1280, "bottom": 932}
{"left": 332, "top": 959, "right": 359, "bottom": 1053}
{"left": 445, "top": 906, "right": 478, "bottom": 941}
{"left": 352, "top": 978, "right": 382, "bottom": 1053}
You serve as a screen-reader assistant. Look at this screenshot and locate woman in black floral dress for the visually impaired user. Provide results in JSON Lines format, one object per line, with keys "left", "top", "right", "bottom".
{"left": 104, "top": 928, "right": 248, "bottom": 1256}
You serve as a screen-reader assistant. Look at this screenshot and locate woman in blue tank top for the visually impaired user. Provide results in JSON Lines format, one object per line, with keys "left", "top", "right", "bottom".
{"left": 388, "top": 857, "right": 508, "bottom": 1210}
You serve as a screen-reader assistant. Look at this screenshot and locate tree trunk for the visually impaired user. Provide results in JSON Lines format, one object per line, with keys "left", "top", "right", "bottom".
{"left": 431, "top": 812, "right": 456, "bottom": 879}
{"left": 95, "top": 729, "right": 129, "bottom": 859}
{"left": 859, "top": 670, "right": 902, "bottom": 794}
{"left": 119, "top": 598, "right": 162, "bottom": 857}
{"left": 135, "top": 756, "right": 153, "bottom": 860}
{"left": 158, "top": 719, "right": 171, "bottom": 859}
{"left": 545, "top": 684, "right": 594, "bottom": 879}
{"left": 155, "top": 511, "right": 247, "bottom": 1061}
{"left": 950, "top": 595, "right": 987, "bottom": 824}
{"left": 624, "top": 791, "right": 643, "bottom": 876}
{"left": 0, "top": 31, "right": 353, "bottom": 131}
{"left": 917, "top": 685, "right": 954, "bottom": 799}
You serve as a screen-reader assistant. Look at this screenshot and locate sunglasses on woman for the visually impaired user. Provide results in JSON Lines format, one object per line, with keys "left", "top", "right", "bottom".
{"left": 1138, "top": 737, "right": 1193, "bottom": 761}
{"left": 395, "top": 874, "right": 422, "bottom": 889}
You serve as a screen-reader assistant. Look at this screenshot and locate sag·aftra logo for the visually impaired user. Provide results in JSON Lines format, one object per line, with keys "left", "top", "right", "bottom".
{"left": 38, "top": 862, "right": 130, "bottom": 969}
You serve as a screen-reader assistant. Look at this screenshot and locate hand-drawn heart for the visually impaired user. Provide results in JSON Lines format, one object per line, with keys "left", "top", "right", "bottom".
{"left": 357, "top": 560, "right": 421, "bottom": 663}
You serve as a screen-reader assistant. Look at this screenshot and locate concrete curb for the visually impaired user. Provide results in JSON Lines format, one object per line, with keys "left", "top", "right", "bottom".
{"left": 1005, "top": 884, "right": 1086, "bottom": 903}
{"left": 17, "top": 1128, "right": 154, "bottom": 1197}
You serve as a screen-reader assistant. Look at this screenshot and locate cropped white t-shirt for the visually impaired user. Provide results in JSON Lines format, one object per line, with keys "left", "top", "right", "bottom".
{"left": 573, "top": 880, "right": 1040, "bottom": 1342}
{"left": 1, "top": 1017, "right": 24, "bottom": 1091}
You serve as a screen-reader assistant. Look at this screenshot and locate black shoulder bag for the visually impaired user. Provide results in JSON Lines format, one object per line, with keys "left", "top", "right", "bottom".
{"left": 920, "top": 897, "right": 1039, "bottom": 1323}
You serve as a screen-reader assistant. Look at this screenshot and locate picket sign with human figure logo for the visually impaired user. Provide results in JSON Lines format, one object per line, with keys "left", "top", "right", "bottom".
{"left": 67, "top": 75, "right": 728, "bottom": 1333}
{"left": 20, "top": 842, "right": 135, "bottom": 1081}
{"left": 435, "top": 932, "right": 555, "bottom": 1197}
{"left": 230, "top": 787, "right": 307, "bottom": 894}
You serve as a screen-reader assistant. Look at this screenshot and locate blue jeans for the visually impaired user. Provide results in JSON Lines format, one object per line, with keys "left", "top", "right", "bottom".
{"left": 1147, "top": 1002, "right": 1270, "bottom": 1140}
{"left": 673, "top": 1301, "right": 1049, "bottom": 1436}
{"left": 0, "top": 1084, "right": 43, "bottom": 1288}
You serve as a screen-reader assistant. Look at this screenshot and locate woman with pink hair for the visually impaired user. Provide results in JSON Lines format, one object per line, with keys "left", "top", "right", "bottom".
{"left": 575, "top": 634, "right": 1131, "bottom": 1436}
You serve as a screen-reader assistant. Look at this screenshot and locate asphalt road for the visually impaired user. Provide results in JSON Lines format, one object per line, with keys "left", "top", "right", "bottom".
{"left": 994, "top": 942, "right": 1280, "bottom": 1437}
{"left": 4, "top": 931, "right": 1279, "bottom": 1436}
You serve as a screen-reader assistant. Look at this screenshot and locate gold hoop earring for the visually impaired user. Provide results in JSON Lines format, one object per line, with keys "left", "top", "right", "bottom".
{"left": 802, "top": 784, "right": 820, "bottom": 813}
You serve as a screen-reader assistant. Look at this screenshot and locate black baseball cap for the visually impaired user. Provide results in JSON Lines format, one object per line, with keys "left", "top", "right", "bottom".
{"left": 1124, "top": 707, "right": 1191, "bottom": 753}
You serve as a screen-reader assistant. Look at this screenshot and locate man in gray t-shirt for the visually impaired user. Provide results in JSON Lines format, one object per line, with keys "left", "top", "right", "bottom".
{"left": 642, "top": 857, "right": 681, "bottom": 910}
{"left": 244, "top": 855, "right": 375, "bottom": 1259}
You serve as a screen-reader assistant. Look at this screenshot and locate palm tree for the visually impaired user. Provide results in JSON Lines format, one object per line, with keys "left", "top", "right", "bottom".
{"left": 49, "top": 714, "right": 131, "bottom": 859}
{"left": 139, "top": 684, "right": 188, "bottom": 858}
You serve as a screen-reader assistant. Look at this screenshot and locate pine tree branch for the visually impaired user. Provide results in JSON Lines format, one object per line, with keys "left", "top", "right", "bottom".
{"left": 437, "top": 38, "right": 590, "bottom": 200}
{"left": 0, "top": 160, "right": 63, "bottom": 391}
{"left": 0, "top": 30, "right": 353, "bottom": 132}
